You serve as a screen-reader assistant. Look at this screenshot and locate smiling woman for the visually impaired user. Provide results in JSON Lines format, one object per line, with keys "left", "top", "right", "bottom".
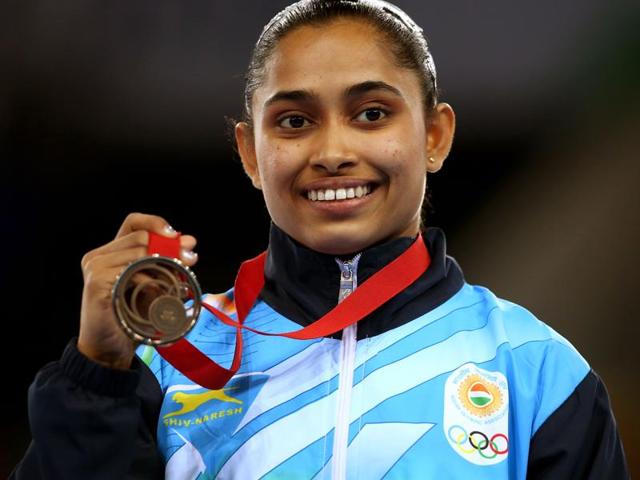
{"left": 10, "top": 1, "right": 629, "bottom": 479}
{"left": 236, "top": 18, "right": 454, "bottom": 254}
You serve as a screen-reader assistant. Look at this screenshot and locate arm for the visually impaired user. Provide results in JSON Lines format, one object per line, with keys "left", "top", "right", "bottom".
{"left": 527, "top": 370, "right": 629, "bottom": 480}
{"left": 12, "top": 214, "right": 196, "bottom": 478}
{"left": 10, "top": 340, "right": 164, "bottom": 480}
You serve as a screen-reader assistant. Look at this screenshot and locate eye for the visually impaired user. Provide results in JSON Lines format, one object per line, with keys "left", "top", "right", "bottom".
{"left": 355, "top": 108, "right": 387, "bottom": 123}
{"left": 278, "top": 115, "right": 311, "bottom": 129}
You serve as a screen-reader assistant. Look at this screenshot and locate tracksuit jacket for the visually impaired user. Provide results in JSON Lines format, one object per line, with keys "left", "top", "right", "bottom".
{"left": 11, "top": 226, "right": 629, "bottom": 479}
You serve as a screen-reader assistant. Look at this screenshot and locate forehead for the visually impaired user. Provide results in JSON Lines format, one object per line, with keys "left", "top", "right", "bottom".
{"left": 254, "top": 19, "right": 422, "bottom": 107}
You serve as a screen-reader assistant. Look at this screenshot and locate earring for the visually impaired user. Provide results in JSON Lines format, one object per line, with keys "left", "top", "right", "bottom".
{"left": 428, "top": 157, "right": 436, "bottom": 163}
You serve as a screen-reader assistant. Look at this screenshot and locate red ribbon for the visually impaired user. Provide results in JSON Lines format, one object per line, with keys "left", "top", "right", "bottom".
{"left": 151, "top": 232, "right": 431, "bottom": 390}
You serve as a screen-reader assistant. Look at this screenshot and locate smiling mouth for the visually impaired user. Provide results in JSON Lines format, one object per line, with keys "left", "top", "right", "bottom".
{"left": 306, "top": 184, "right": 373, "bottom": 202}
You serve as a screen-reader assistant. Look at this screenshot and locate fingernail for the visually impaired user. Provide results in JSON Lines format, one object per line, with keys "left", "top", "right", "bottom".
{"left": 181, "top": 249, "right": 198, "bottom": 261}
{"left": 163, "top": 225, "right": 177, "bottom": 237}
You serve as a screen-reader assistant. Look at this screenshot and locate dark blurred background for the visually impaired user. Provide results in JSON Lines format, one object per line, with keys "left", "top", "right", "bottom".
{"left": 1, "top": 0, "right": 638, "bottom": 476}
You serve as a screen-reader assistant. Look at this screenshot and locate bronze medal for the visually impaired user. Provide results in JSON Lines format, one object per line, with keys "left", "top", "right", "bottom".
{"left": 112, "top": 255, "right": 202, "bottom": 345}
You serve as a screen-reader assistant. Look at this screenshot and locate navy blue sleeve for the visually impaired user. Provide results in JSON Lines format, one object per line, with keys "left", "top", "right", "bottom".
{"left": 527, "top": 370, "right": 629, "bottom": 479}
{"left": 9, "top": 340, "right": 164, "bottom": 480}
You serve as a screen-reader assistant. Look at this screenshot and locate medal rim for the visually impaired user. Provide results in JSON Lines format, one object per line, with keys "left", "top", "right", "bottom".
{"left": 112, "top": 255, "right": 202, "bottom": 346}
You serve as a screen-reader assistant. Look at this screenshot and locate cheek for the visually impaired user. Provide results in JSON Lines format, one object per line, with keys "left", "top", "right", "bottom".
{"left": 255, "top": 142, "right": 284, "bottom": 182}
{"left": 256, "top": 137, "right": 307, "bottom": 178}
{"left": 255, "top": 144, "right": 302, "bottom": 204}
{"left": 375, "top": 138, "right": 426, "bottom": 178}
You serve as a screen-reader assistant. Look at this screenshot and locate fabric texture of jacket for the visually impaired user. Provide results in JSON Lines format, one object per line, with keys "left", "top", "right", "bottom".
{"left": 11, "top": 226, "right": 629, "bottom": 479}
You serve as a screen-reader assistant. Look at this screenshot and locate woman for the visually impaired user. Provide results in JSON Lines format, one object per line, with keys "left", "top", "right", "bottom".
{"left": 12, "top": 1, "right": 628, "bottom": 478}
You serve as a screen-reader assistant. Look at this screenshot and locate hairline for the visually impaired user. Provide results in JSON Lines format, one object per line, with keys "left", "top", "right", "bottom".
{"left": 257, "top": 19, "right": 432, "bottom": 115}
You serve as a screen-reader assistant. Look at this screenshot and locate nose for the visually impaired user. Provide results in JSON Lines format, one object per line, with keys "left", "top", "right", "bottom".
{"left": 309, "top": 121, "right": 358, "bottom": 173}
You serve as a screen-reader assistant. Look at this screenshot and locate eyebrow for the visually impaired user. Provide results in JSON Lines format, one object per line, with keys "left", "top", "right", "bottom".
{"left": 263, "top": 80, "right": 403, "bottom": 108}
{"left": 345, "top": 81, "right": 402, "bottom": 99}
{"left": 264, "top": 89, "right": 314, "bottom": 108}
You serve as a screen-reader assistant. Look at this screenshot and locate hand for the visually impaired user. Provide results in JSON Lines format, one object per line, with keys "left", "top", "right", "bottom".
{"left": 77, "top": 213, "right": 198, "bottom": 369}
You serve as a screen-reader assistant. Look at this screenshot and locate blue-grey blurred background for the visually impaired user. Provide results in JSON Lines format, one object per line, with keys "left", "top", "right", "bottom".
{"left": 2, "top": 0, "right": 638, "bottom": 476}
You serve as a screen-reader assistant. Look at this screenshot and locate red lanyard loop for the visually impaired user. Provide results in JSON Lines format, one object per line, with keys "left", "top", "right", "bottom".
{"left": 152, "top": 233, "right": 431, "bottom": 390}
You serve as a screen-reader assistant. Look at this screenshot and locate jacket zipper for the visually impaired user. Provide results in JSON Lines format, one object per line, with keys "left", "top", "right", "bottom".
{"left": 331, "top": 254, "right": 361, "bottom": 480}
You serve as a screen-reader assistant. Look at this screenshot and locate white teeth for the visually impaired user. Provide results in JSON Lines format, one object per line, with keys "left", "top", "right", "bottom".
{"left": 307, "top": 185, "right": 372, "bottom": 202}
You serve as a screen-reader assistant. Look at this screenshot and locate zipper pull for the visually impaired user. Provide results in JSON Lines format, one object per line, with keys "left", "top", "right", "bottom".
{"left": 337, "top": 254, "right": 361, "bottom": 304}
{"left": 342, "top": 261, "right": 352, "bottom": 280}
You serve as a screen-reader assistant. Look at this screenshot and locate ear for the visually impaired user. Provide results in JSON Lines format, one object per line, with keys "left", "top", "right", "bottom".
{"left": 235, "top": 122, "right": 262, "bottom": 190}
{"left": 425, "top": 102, "right": 456, "bottom": 173}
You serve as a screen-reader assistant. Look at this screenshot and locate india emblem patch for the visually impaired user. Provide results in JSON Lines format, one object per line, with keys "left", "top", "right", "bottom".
{"left": 443, "top": 363, "right": 509, "bottom": 465}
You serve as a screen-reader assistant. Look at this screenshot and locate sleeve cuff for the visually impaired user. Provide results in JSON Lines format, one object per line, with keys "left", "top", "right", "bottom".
{"left": 60, "top": 338, "right": 141, "bottom": 397}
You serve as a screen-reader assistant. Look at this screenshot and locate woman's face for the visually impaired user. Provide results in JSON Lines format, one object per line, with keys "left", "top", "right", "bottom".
{"left": 237, "top": 19, "right": 454, "bottom": 255}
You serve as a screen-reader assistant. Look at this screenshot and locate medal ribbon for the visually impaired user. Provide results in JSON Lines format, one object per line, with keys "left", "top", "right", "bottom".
{"left": 151, "top": 232, "right": 431, "bottom": 390}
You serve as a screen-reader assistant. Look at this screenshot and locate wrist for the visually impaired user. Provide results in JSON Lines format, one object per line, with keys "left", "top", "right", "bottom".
{"left": 77, "top": 339, "right": 135, "bottom": 370}
{"left": 61, "top": 339, "right": 141, "bottom": 397}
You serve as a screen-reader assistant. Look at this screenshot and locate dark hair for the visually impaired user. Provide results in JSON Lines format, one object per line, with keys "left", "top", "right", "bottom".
{"left": 242, "top": 0, "right": 439, "bottom": 127}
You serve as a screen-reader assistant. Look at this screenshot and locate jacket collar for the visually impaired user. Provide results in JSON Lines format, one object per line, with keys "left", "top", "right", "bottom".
{"left": 260, "top": 223, "right": 465, "bottom": 339}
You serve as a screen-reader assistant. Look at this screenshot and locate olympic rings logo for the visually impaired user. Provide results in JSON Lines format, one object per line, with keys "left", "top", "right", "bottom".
{"left": 447, "top": 425, "right": 509, "bottom": 459}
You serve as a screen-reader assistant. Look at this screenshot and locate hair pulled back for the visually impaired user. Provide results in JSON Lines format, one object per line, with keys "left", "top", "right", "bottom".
{"left": 243, "top": 0, "right": 439, "bottom": 127}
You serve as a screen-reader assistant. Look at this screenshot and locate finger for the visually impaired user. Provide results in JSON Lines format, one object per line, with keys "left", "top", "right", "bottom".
{"left": 83, "top": 264, "right": 134, "bottom": 300}
{"left": 180, "top": 235, "right": 197, "bottom": 251}
{"left": 83, "top": 231, "right": 149, "bottom": 268}
{"left": 89, "top": 245, "right": 200, "bottom": 272}
{"left": 115, "top": 212, "right": 178, "bottom": 240}
{"left": 130, "top": 271, "right": 155, "bottom": 286}
{"left": 83, "top": 233, "right": 197, "bottom": 268}
{"left": 85, "top": 247, "right": 150, "bottom": 272}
